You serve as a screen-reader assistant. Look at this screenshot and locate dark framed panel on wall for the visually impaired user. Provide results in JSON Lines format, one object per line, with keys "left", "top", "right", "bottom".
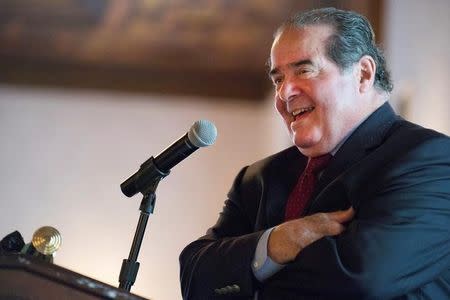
{"left": 0, "top": 0, "right": 383, "bottom": 100}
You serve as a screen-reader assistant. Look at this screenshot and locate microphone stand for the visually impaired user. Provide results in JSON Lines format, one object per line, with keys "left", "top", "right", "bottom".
{"left": 118, "top": 157, "right": 167, "bottom": 292}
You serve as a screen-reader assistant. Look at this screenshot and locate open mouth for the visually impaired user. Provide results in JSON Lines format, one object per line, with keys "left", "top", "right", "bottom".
{"left": 292, "top": 107, "right": 314, "bottom": 120}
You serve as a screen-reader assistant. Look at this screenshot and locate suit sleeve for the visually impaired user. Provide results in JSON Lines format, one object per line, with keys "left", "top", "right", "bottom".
{"left": 267, "top": 136, "right": 450, "bottom": 299}
{"left": 179, "top": 166, "right": 264, "bottom": 299}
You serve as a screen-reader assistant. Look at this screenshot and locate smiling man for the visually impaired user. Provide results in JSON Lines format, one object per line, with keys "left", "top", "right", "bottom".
{"left": 179, "top": 8, "right": 450, "bottom": 299}
{"left": 270, "top": 24, "right": 385, "bottom": 158}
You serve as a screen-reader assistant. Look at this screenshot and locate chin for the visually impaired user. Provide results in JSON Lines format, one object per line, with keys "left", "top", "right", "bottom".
{"left": 293, "top": 139, "right": 326, "bottom": 158}
{"left": 293, "top": 135, "right": 318, "bottom": 149}
{"left": 294, "top": 144, "right": 318, "bottom": 157}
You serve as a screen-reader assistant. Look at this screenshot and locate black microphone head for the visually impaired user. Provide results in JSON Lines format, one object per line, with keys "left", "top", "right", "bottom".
{"left": 187, "top": 120, "right": 217, "bottom": 147}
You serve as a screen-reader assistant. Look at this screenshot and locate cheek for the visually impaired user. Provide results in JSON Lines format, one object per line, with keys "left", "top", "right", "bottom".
{"left": 275, "top": 96, "right": 286, "bottom": 116}
{"left": 316, "top": 83, "right": 355, "bottom": 135}
{"left": 274, "top": 97, "right": 293, "bottom": 133}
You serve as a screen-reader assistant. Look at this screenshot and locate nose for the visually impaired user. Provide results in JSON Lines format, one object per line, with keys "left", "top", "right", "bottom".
{"left": 277, "top": 76, "right": 300, "bottom": 103}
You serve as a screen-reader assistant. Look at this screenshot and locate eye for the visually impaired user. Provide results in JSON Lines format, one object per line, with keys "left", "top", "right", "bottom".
{"left": 271, "top": 76, "right": 283, "bottom": 86}
{"left": 295, "top": 67, "right": 313, "bottom": 76}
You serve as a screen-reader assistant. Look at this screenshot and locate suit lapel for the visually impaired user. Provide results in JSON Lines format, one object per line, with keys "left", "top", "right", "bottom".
{"left": 306, "top": 102, "right": 401, "bottom": 213}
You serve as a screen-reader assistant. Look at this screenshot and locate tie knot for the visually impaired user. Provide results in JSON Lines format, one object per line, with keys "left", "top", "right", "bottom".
{"left": 305, "top": 154, "right": 332, "bottom": 174}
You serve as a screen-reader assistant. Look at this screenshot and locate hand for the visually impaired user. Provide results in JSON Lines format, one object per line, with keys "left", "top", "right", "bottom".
{"left": 268, "top": 207, "right": 355, "bottom": 264}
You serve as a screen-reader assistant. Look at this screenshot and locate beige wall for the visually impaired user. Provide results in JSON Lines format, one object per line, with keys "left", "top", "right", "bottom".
{"left": 0, "top": 84, "right": 287, "bottom": 300}
{"left": 385, "top": 0, "right": 450, "bottom": 134}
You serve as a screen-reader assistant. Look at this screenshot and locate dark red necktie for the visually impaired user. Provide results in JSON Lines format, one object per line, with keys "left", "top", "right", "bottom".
{"left": 284, "top": 154, "right": 332, "bottom": 221}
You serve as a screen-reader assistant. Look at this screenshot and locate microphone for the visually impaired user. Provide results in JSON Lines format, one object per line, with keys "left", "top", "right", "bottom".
{"left": 121, "top": 120, "right": 217, "bottom": 197}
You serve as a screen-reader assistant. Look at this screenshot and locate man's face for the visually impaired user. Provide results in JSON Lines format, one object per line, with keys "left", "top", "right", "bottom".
{"left": 270, "top": 25, "right": 364, "bottom": 157}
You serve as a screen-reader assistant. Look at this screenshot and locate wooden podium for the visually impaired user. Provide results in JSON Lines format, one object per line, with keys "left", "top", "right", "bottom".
{"left": 0, "top": 254, "right": 149, "bottom": 300}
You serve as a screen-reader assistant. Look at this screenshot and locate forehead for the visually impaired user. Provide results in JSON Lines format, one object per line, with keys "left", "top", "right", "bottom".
{"left": 270, "top": 25, "right": 333, "bottom": 70}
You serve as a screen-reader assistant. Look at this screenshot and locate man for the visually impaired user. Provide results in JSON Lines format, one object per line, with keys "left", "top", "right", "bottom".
{"left": 179, "top": 8, "right": 450, "bottom": 299}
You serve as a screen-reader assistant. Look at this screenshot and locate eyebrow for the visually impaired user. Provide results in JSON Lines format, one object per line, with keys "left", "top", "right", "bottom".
{"left": 268, "top": 59, "right": 314, "bottom": 77}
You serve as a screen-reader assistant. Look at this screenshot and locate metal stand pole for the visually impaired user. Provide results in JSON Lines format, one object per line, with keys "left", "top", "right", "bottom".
{"left": 118, "top": 191, "right": 156, "bottom": 291}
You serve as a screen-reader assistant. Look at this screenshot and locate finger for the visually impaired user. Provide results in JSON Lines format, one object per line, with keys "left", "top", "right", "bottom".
{"left": 327, "top": 207, "right": 355, "bottom": 223}
{"left": 326, "top": 222, "right": 346, "bottom": 236}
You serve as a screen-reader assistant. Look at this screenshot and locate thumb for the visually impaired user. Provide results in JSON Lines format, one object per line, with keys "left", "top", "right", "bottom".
{"left": 329, "top": 207, "right": 355, "bottom": 223}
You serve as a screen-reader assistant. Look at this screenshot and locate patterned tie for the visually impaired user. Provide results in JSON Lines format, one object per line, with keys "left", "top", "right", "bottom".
{"left": 284, "top": 154, "right": 332, "bottom": 221}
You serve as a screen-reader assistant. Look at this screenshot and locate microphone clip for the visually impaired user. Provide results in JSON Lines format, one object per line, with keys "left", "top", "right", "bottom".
{"left": 121, "top": 156, "right": 170, "bottom": 198}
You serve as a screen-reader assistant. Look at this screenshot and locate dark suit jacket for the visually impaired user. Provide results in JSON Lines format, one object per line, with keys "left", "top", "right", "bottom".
{"left": 179, "top": 103, "right": 450, "bottom": 299}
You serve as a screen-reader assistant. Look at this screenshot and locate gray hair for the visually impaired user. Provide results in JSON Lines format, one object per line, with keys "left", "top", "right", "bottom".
{"left": 276, "top": 7, "right": 393, "bottom": 93}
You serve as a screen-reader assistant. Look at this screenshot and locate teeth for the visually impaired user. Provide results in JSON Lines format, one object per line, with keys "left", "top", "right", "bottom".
{"left": 292, "top": 107, "right": 314, "bottom": 117}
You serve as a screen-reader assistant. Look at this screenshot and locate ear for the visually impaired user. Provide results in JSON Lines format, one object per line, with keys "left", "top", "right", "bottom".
{"left": 357, "top": 55, "right": 376, "bottom": 93}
